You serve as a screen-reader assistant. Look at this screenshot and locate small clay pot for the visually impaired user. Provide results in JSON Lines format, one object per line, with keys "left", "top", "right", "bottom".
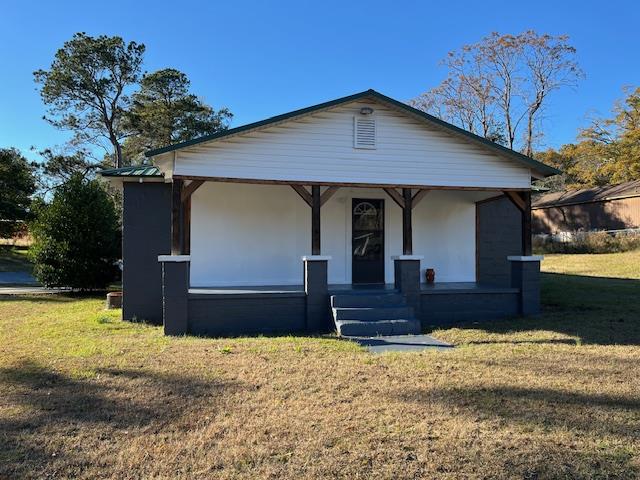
{"left": 425, "top": 268, "right": 435, "bottom": 284}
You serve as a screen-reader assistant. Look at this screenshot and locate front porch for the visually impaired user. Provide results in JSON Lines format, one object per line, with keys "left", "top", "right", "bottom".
{"left": 155, "top": 176, "right": 542, "bottom": 337}
{"left": 161, "top": 251, "right": 532, "bottom": 336}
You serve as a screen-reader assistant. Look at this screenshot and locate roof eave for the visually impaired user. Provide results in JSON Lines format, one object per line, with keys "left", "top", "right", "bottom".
{"left": 99, "top": 165, "right": 164, "bottom": 179}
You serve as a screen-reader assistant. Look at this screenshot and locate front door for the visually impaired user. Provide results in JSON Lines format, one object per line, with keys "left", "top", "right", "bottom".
{"left": 352, "top": 198, "right": 385, "bottom": 284}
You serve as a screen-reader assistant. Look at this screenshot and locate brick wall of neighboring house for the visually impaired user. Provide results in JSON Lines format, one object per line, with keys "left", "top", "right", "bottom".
{"left": 533, "top": 196, "right": 640, "bottom": 234}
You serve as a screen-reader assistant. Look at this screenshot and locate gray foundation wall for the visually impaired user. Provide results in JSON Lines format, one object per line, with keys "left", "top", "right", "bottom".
{"left": 122, "top": 182, "right": 172, "bottom": 324}
{"left": 188, "top": 294, "right": 307, "bottom": 336}
{"left": 419, "top": 291, "right": 519, "bottom": 326}
{"left": 477, "top": 196, "right": 522, "bottom": 287}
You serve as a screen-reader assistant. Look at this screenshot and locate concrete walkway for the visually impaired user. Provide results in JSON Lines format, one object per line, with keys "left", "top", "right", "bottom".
{"left": 349, "top": 334, "right": 453, "bottom": 353}
{"left": 0, "top": 271, "right": 38, "bottom": 286}
{"left": 0, "top": 286, "right": 66, "bottom": 295}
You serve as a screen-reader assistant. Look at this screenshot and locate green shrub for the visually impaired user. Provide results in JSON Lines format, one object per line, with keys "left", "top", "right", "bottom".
{"left": 30, "top": 174, "right": 120, "bottom": 289}
{"left": 534, "top": 231, "right": 640, "bottom": 254}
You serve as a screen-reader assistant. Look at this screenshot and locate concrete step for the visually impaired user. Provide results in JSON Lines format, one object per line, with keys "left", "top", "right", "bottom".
{"left": 330, "top": 293, "right": 406, "bottom": 308}
{"left": 336, "top": 319, "right": 421, "bottom": 337}
{"left": 333, "top": 306, "right": 414, "bottom": 321}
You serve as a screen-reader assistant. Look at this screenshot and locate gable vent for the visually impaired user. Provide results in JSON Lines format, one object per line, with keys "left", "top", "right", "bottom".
{"left": 354, "top": 115, "right": 376, "bottom": 149}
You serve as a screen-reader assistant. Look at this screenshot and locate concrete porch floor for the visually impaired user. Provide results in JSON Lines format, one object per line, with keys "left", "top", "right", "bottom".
{"left": 189, "top": 282, "right": 518, "bottom": 295}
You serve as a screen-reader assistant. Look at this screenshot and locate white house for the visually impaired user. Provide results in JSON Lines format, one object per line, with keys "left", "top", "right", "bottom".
{"left": 101, "top": 89, "right": 555, "bottom": 337}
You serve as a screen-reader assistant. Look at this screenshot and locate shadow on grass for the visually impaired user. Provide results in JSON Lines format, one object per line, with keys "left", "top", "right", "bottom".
{"left": 0, "top": 359, "right": 242, "bottom": 478}
{"left": 440, "top": 272, "right": 640, "bottom": 346}
{"left": 0, "top": 291, "right": 114, "bottom": 303}
{"left": 0, "top": 247, "right": 33, "bottom": 274}
{"left": 464, "top": 338, "right": 579, "bottom": 346}
{"left": 0, "top": 294, "right": 81, "bottom": 303}
{"left": 397, "top": 384, "right": 640, "bottom": 476}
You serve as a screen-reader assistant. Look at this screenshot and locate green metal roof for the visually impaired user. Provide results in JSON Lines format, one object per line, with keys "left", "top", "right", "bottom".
{"left": 144, "top": 89, "right": 561, "bottom": 178}
{"left": 100, "top": 165, "right": 163, "bottom": 177}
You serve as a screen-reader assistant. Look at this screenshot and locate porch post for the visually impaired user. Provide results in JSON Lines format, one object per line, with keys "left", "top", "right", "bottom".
{"left": 179, "top": 179, "right": 205, "bottom": 255}
{"left": 292, "top": 184, "right": 332, "bottom": 332}
{"left": 183, "top": 195, "right": 192, "bottom": 255}
{"left": 171, "top": 179, "right": 183, "bottom": 255}
{"left": 158, "top": 255, "right": 190, "bottom": 335}
{"left": 402, "top": 188, "right": 413, "bottom": 255}
{"left": 508, "top": 255, "right": 543, "bottom": 315}
{"left": 522, "top": 191, "right": 532, "bottom": 256}
{"left": 303, "top": 255, "right": 331, "bottom": 332}
{"left": 392, "top": 255, "right": 423, "bottom": 323}
{"left": 311, "top": 185, "right": 321, "bottom": 255}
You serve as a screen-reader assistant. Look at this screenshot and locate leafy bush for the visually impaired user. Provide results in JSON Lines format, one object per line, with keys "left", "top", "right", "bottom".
{"left": 534, "top": 230, "right": 640, "bottom": 254}
{"left": 30, "top": 174, "right": 120, "bottom": 289}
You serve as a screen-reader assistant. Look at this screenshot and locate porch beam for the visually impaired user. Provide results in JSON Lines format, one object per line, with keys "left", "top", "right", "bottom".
{"left": 181, "top": 179, "right": 205, "bottom": 202}
{"left": 411, "top": 189, "right": 430, "bottom": 209}
{"left": 311, "top": 186, "right": 321, "bottom": 255}
{"left": 174, "top": 175, "right": 530, "bottom": 192}
{"left": 320, "top": 186, "right": 339, "bottom": 206}
{"left": 291, "top": 184, "right": 313, "bottom": 207}
{"left": 171, "top": 179, "right": 183, "bottom": 255}
{"left": 402, "top": 188, "right": 413, "bottom": 255}
{"left": 383, "top": 188, "right": 405, "bottom": 209}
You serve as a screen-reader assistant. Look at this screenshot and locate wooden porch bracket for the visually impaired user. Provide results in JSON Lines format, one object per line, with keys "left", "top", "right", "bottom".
{"left": 291, "top": 185, "right": 313, "bottom": 207}
{"left": 411, "top": 189, "right": 430, "bottom": 208}
{"left": 383, "top": 188, "right": 405, "bottom": 209}
{"left": 320, "top": 186, "right": 339, "bottom": 206}
{"left": 503, "top": 190, "right": 532, "bottom": 256}
{"left": 503, "top": 190, "right": 526, "bottom": 211}
{"left": 384, "top": 188, "right": 430, "bottom": 211}
{"left": 181, "top": 180, "right": 205, "bottom": 202}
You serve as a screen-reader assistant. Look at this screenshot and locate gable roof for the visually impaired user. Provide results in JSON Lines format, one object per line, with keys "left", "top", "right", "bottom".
{"left": 533, "top": 180, "right": 640, "bottom": 208}
{"left": 144, "top": 89, "right": 560, "bottom": 178}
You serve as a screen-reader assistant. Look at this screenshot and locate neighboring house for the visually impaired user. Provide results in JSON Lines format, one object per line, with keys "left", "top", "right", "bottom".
{"left": 100, "top": 89, "right": 558, "bottom": 337}
{"left": 533, "top": 181, "right": 640, "bottom": 234}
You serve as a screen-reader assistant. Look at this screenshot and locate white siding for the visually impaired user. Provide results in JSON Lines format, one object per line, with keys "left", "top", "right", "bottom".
{"left": 174, "top": 98, "right": 531, "bottom": 189}
{"left": 190, "top": 183, "right": 486, "bottom": 286}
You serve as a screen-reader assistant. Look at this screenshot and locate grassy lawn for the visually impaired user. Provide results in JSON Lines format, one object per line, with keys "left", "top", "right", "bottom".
{"left": 1, "top": 253, "right": 640, "bottom": 478}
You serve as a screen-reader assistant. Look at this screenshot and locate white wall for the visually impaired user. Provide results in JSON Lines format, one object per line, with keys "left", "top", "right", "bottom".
{"left": 190, "top": 183, "right": 487, "bottom": 286}
{"left": 412, "top": 191, "right": 478, "bottom": 282}
{"left": 174, "top": 98, "right": 531, "bottom": 189}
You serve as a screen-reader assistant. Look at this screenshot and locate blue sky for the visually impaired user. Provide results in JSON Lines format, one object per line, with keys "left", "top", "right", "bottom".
{"left": 0, "top": 0, "right": 638, "bottom": 161}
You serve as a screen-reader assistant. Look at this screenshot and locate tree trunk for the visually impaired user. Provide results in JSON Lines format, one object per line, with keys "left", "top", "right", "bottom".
{"left": 114, "top": 141, "right": 123, "bottom": 168}
{"left": 525, "top": 113, "right": 534, "bottom": 157}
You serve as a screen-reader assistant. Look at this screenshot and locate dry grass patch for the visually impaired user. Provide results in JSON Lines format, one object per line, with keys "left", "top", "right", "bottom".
{"left": 1, "top": 253, "right": 640, "bottom": 478}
